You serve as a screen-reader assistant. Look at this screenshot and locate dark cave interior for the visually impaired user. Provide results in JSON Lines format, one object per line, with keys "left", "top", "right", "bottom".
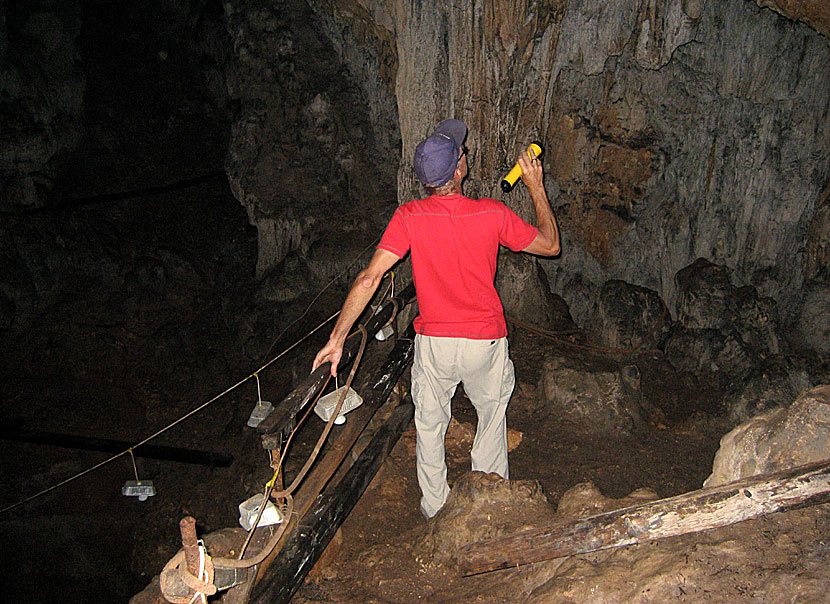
{"left": 2, "top": 2, "right": 829, "bottom": 604}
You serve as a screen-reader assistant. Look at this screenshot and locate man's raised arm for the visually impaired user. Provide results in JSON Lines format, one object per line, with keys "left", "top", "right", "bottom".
{"left": 517, "top": 149, "right": 560, "bottom": 257}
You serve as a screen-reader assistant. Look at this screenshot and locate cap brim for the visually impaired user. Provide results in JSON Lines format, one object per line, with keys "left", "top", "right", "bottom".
{"left": 433, "top": 119, "right": 467, "bottom": 148}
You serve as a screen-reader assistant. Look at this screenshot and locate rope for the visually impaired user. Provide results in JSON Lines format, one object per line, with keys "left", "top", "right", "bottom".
{"left": 0, "top": 308, "right": 339, "bottom": 516}
{"left": 506, "top": 309, "right": 666, "bottom": 357}
{"left": 0, "top": 212, "right": 394, "bottom": 516}
{"left": 159, "top": 544, "right": 217, "bottom": 604}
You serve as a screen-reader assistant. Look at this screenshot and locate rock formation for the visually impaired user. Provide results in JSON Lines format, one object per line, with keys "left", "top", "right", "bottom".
{"left": 290, "top": 0, "right": 830, "bottom": 338}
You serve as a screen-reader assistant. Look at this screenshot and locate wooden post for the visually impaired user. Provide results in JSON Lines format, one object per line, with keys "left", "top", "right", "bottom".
{"left": 458, "top": 458, "right": 830, "bottom": 576}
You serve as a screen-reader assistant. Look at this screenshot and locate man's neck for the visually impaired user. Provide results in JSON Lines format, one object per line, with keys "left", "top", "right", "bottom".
{"left": 433, "top": 183, "right": 463, "bottom": 197}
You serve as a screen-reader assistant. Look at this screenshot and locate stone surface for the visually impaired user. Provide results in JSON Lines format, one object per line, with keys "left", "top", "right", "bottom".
{"left": 664, "top": 325, "right": 757, "bottom": 390}
{"left": 704, "top": 384, "right": 830, "bottom": 487}
{"left": 496, "top": 251, "right": 578, "bottom": 332}
{"left": 554, "top": 481, "right": 659, "bottom": 519}
{"left": 674, "top": 259, "right": 783, "bottom": 357}
{"left": 755, "top": 0, "right": 830, "bottom": 37}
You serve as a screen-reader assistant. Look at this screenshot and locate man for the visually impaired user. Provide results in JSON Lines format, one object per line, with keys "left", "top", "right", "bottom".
{"left": 313, "top": 119, "right": 559, "bottom": 518}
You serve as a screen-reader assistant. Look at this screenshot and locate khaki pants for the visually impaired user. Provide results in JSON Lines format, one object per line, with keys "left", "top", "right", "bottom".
{"left": 411, "top": 334, "right": 515, "bottom": 518}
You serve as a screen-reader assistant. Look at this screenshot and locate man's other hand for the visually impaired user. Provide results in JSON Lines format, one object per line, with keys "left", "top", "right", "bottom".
{"left": 312, "top": 340, "right": 343, "bottom": 377}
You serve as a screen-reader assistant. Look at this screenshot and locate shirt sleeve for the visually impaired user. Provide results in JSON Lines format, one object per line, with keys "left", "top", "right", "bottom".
{"left": 377, "top": 208, "right": 410, "bottom": 259}
{"left": 499, "top": 205, "right": 538, "bottom": 252}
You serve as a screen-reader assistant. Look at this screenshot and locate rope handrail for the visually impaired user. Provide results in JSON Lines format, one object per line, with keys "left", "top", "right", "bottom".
{"left": 0, "top": 234, "right": 387, "bottom": 516}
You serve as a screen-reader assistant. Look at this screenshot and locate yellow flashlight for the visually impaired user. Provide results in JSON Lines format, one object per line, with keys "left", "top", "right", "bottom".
{"left": 500, "top": 142, "right": 544, "bottom": 193}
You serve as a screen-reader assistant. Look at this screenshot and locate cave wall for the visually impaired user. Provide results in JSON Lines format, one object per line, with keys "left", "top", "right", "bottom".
{"left": 0, "top": 1, "right": 84, "bottom": 210}
{"left": 289, "top": 0, "right": 830, "bottom": 331}
{"left": 223, "top": 0, "right": 400, "bottom": 281}
{"left": 544, "top": 0, "right": 830, "bottom": 325}
{"left": 3, "top": 0, "right": 828, "bottom": 335}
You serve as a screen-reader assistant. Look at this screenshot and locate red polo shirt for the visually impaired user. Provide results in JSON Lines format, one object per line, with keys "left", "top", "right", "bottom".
{"left": 378, "top": 193, "right": 537, "bottom": 339}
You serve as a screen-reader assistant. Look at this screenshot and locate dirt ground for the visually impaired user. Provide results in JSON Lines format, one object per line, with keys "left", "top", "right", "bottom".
{"left": 286, "top": 325, "right": 729, "bottom": 604}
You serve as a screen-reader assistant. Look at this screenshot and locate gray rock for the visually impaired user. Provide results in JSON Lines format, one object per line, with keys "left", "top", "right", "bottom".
{"left": 256, "top": 252, "right": 313, "bottom": 304}
{"left": 675, "top": 258, "right": 783, "bottom": 358}
{"left": 664, "top": 258, "right": 788, "bottom": 387}
{"left": 223, "top": 0, "right": 397, "bottom": 279}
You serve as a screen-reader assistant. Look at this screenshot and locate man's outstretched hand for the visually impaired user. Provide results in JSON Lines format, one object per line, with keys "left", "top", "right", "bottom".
{"left": 312, "top": 339, "right": 343, "bottom": 377}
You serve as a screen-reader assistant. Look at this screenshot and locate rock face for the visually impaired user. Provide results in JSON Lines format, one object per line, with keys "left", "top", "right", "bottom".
{"left": 542, "top": 0, "right": 830, "bottom": 328}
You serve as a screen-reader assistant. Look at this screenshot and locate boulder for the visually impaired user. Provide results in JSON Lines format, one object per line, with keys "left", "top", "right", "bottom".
{"left": 722, "top": 356, "right": 811, "bottom": 424}
{"left": 674, "top": 258, "right": 783, "bottom": 358}
{"left": 704, "top": 385, "right": 830, "bottom": 487}
{"left": 554, "top": 481, "right": 658, "bottom": 520}
{"left": 412, "top": 472, "right": 556, "bottom": 567}
{"left": 587, "top": 279, "right": 670, "bottom": 351}
{"left": 664, "top": 325, "right": 757, "bottom": 390}
{"left": 537, "top": 352, "right": 649, "bottom": 435}
{"left": 664, "top": 258, "right": 787, "bottom": 388}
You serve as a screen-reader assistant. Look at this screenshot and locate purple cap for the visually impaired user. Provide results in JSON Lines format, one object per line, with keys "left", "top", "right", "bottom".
{"left": 413, "top": 119, "right": 467, "bottom": 186}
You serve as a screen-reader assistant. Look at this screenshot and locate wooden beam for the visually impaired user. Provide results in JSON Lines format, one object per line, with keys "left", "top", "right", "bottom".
{"left": 458, "top": 458, "right": 830, "bottom": 576}
{"left": 250, "top": 395, "right": 415, "bottom": 604}
{"left": 0, "top": 422, "right": 234, "bottom": 467}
